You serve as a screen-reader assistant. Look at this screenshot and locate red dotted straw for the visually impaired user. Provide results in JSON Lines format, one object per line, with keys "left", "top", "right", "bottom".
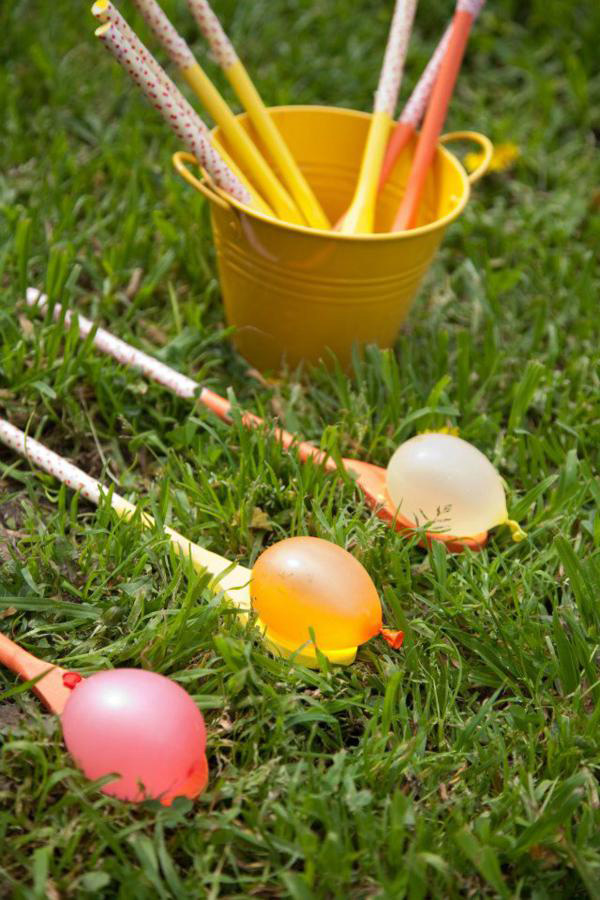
{"left": 399, "top": 23, "right": 453, "bottom": 127}
{"left": 379, "top": 1, "right": 484, "bottom": 187}
{"left": 187, "top": 0, "right": 237, "bottom": 69}
{"left": 131, "top": 0, "right": 195, "bottom": 70}
{"left": 26, "top": 288, "right": 198, "bottom": 401}
{"left": 96, "top": 21, "right": 251, "bottom": 204}
{"left": 92, "top": 0, "right": 197, "bottom": 125}
{"left": 0, "top": 418, "right": 109, "bottom": 507}
{"left": 374, "top": 0, "right": 418, "bottom": 115}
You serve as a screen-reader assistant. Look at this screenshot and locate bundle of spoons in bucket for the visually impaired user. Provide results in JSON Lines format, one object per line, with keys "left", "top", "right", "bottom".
{"left": 92, "top": 0, "right": 493, "bottom": 369}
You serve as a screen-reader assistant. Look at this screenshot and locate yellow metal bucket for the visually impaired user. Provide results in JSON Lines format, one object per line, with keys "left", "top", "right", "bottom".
{"left": 173, "top": 106, "right": 492, "bottom": 370}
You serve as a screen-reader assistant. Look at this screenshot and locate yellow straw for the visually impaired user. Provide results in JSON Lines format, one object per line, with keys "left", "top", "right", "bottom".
{"left": 130, "top": 0, "right": 305, "bottom": 225}
{"left": 340, "top": 0, "right": 418, "bottom": 234}
{"left": 187, "top": 0, "right": 330, "bottom": 230}
{"left": 95, "top": 20, "right": 271, "bottom": 216}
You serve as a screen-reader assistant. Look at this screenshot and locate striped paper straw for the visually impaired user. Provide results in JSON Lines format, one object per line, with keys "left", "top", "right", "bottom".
{"left": 95, "top": 21, "right": 252, "bottom": 205}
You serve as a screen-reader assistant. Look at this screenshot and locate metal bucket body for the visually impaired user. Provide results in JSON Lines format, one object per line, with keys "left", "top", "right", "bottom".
{"left": 174, "top": 106, "right": 490, "bottom": 370}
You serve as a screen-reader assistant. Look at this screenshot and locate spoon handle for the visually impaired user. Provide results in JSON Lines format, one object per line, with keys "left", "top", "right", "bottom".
{"left": 0, "top": 417, "right": 251, "bottom": 610}
{"left": 91, "top": 3, "right": 268, "bottom": 215}
{"left": 393, "top": 0, "right": 485, "bottom": 230}
{"left": 378, "top": 20, "right": 455, "bottom": 190}
{"left": 340, "top": 0, "right": 417, "bottom": 234}
{"left": 187, "top": 0, "right": 330, "bottom": 229}
{"left": 25, "top": 289, "right": 334, "bottom": 471}
{"left": 0, "top": 632, "right": 71, "bottom": 714}
{"left": 128, "top": 0, "right": 303, "bottom": 224}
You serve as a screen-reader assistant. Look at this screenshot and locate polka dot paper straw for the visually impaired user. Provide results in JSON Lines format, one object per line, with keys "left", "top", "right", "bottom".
{"left": 0, "top": 414, "right": 251, "bottom": 606}
{"left": 92, "top": 4, "right": 270, "bottom": 213}
{"left": 393, "top": 0, "right": 486, "bottom": 230}
{"left": 186, "top": 0, "right": 330, "bottom": 229}
{"left": 25, "top": 288, "right": 331, "bottom": 468}
{"left": 457, "top": 0, "right": 486, "bottom": 15}
{"left": 374, "top": 0, "right": 419, "bottom": 116}
{"left": 401, "top": 0, "right": 484, "bottom": 123}
{"left": 26, "top": 288, "right": 199, "bottom": 401}
{"left": 131, "top": 0, "right": 195, "bottom": 70}
{"left": 379, "top": 2, "right": 483, "bottom": 186}
{"left": 340, "top": 0, "right": 418, "bottom": 233}
{"left": 399, "top": 23, "right": 453, "bottom": 127}
{"left": 95, "top": 22, "right": 252, "bottom": 205}
{"left": 92, "top": 0, "right": 198, "bottom": 125}
{"left": 187, "top": 0, "right": 237, "bottom": 69}
{"left": 0, "top": 418, "right": 106, "bottom": 507}
{"left": 126, "top": 0, "right": 302, "bottom": 223}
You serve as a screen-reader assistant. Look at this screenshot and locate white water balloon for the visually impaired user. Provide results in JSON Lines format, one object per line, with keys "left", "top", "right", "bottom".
{"left": 385, "top": 433, "right": 510, "bottom": 537}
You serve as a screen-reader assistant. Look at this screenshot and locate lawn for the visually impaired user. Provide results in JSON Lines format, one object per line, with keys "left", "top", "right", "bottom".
{"left": 1, "top": 0, "right": 600, "bottom": 896}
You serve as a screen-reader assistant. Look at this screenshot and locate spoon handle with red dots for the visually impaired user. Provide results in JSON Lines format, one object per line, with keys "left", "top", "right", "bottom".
{"left": 392, "top": 0, "right": 486, "bottom": 231}
{"left": 0, "top": 417, "right": 252, "bottom": 610}
{"left": 25, "top": 289, "right": 334, "bottom": 471}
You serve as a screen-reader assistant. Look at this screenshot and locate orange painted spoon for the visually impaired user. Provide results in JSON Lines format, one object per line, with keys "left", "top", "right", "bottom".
{"left": 25, "top": 288, "right": 487, "bottom": 552}
{"left": 0, "top": 632, "right": 72, "bottom": 714}
{"left": 393, "top": 0, "right": 485, "bottom": 231}
{"left": 378, "top": 21, "right": 453, "bottom": 188}
{"left": 0, "top": 632, "right": 209, "bottom": 803}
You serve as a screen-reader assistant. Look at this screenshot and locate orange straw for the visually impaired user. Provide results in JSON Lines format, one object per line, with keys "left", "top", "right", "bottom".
{"left": 392, "top": 0, "right": 485, "bottom": 231}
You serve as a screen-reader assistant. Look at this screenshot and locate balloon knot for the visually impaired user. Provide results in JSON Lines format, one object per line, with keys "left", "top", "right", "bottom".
{"left": 62, "top": 672, "right": 83, "bottom": 690}
{"left": 418, "top": 425, "right": 460, "bottom": 437}
{"left": 506, "top": 519, "right": 527, "bottom": 543}
{"left": 380, "top": 627, "right": 405, "bottom": 649}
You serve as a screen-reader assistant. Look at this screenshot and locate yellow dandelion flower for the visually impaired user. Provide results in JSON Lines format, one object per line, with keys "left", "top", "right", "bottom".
{"left": 464, "top": 142, "right": 520, "bottom": 174}
{"left": 418, "top": 425, "right": 460, "bottom": 437}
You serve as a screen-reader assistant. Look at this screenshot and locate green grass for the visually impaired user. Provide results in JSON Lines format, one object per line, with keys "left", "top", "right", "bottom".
{"left": 1, "top": 0, "right": 600, "bottom": 895}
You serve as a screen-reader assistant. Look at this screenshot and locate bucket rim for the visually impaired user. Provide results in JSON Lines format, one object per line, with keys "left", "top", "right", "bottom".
{"left": 203, "top": 104, "right": 475, "bottom": 242}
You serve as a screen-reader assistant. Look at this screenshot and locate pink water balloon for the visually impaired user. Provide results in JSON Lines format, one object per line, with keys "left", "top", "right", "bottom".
{"left": 61, "top": 669, "right": 207, "bottom": 803}
{"left": 0, "top": 632, "right": 208, "bottom": 805}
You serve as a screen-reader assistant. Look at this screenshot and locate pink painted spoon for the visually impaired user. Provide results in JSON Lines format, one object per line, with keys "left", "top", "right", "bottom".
{"left": 25, "top": 288, "right": 486, "bottom": 552}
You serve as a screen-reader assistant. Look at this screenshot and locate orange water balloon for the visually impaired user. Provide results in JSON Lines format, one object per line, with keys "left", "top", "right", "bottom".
{"left": 251, "top": 537, "right": 403, "bottom": 662}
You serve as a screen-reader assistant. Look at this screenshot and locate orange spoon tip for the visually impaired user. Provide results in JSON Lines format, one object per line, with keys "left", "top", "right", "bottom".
{"left": 341, "top": 457, "right": 488, "bottom": 552}
{"left": 160, "top": 753, "right": 209, "bottom": 805}
{"left": 33, "top": 667, "right": 75, "bottom": 715}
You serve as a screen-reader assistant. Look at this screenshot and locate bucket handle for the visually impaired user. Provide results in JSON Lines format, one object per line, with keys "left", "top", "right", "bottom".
{"left": 439, "top": 131, "right": 493, "bottom": 184}
{"left": 174, "top": 133, "right": 493, "bottom": 208}
{"left": 172, "top": 151, "right": 233, "bottom": 211}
